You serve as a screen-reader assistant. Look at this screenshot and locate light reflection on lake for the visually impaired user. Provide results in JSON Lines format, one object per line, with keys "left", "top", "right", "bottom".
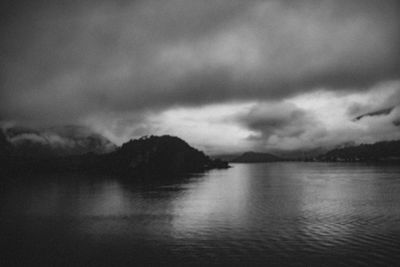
{"left": 1, "top": 163, "right": 400, "bottom": 266}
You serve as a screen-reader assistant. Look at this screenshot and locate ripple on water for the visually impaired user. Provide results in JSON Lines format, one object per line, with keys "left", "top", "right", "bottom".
{"left": 1, "top": 163, "right": 400, "bottom": 266}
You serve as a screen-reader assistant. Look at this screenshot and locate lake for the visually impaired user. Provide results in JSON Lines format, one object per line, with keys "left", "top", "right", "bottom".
{"left": 1, "top": 162, "right": 400, "bottom": 266}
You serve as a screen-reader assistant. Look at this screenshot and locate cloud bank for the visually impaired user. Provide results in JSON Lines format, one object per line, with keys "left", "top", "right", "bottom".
{"left": 1, "top": 0, "right": 399, "bottom": 153}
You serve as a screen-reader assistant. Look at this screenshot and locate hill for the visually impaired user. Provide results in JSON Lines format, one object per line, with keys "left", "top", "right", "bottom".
{"left": 105, "top": 135, "right": 229, "bottom": 175}
{"left": 0, "top": 131, "right": 12, "bottom": 158}
{"left": 1, "top": 135, "right": 229, "bottom": 176}
{"left": 319, "top": 140, "right": 400, "bottom": 162}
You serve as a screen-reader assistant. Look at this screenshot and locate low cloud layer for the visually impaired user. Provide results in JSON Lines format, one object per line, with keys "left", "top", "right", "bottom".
{"left": 235, "top": 102, "right": 326, "bottom": 151}
{"left": 1, "top": 124, "right": 116, "bottom": 156}
{"left": 81, "top": 83, "right": 400, "bottom": 155}
{"left": 235, "top": 84, "right": 400, "bottom": 153}
{"left": 1, "top": 0, "right": 399, "bottom": 153}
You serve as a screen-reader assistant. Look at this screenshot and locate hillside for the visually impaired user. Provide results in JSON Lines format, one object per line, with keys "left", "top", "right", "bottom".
{"left": 1, "top": 135, "right": 229, "bottom": 176}
{"left": 0, "top": 131, "right": 12, "bottom": 158}
{"left": 319, "top": 140, "right": 400, "bottom": 162}
{"left": 105, "top": 135, "right": 229, "bottom": 175}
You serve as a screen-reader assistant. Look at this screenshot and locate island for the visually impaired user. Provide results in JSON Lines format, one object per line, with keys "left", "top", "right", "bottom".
{"left": 0, "top": 135, "right": 229, "bottom": 177}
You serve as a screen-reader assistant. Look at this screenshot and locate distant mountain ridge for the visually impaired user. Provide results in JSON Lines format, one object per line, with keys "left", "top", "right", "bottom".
{"left": 224, "top": 140, "right": 400, "bottom": 163}
{"left": 319, "top": 140, "right": 400, "bottom": 162}
{"left": 2, "top": 124, "right": 399, "bottom": 177}
{"left": 231, "top": 151, "right": 282, "bottom": 163}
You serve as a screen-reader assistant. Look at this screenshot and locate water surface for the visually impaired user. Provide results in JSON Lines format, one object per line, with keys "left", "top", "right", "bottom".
{"left": 1, "top": 163, "right": 400, "bottom": 266}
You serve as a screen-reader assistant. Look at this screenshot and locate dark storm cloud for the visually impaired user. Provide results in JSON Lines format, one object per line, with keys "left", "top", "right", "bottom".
{"left": 234, "top": 102, "right": 327, "bottom": 151}
{"left": 1, "top": 0, "right": 399, "bottom": 125}
{"left": 232, "top": 96, "right": 400, "bottom": 153}
{"left": 238, "top": 103, "right": 318, "bottom": 139}
{"left": 353, "top": 107, "right": 394, "bottom": 121}
{"left": 347, "top": 85, "right": 400, "bottom": 125}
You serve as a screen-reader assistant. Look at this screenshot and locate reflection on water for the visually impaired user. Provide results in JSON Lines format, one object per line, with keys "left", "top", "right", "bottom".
{"left": 171, "top": 165, "right": 251, "bottom": 236}
{"left": 1, "top": 163, "right": 400, "bottom": 266}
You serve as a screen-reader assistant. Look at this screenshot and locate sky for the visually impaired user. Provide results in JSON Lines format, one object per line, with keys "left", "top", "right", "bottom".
{"left": 1, "top": 0, "right": 399, "bottom": 155}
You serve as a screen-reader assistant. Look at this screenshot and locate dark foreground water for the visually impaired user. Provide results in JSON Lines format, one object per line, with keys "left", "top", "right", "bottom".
{"left": 1, "top": 163, "right": 400, "bottom": 266}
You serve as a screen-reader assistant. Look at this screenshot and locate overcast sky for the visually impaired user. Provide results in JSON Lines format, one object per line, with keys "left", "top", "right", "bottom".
{"left": 1, "top": 0, "right": 399, "bottom": 154}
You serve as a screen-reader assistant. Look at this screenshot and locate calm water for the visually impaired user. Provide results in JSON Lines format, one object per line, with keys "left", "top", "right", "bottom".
{"left": 1, "top": 162, "right": 400, "bottom": 266}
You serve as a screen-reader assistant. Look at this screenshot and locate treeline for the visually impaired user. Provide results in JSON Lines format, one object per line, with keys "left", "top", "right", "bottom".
{"left": 319, "top": 140, "right": 400, "bottom": 162}
{"left": 0, "top": 135, "right": 229, "bottom": 177}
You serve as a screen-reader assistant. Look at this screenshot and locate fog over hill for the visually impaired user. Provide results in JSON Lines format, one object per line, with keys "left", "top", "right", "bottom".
{"left": 0, "top": 134, "right": 229, "bottom": 176}
{"left": 1, "top": 125, "right": 116, "bottom": 158}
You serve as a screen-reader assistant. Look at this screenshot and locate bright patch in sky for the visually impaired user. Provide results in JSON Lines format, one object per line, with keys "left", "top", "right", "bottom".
{"left": 150, "top": 103, "right": 257, "bottom": 154}
{"left": 85, "top": 80, "right": 400, "bottom": 154}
